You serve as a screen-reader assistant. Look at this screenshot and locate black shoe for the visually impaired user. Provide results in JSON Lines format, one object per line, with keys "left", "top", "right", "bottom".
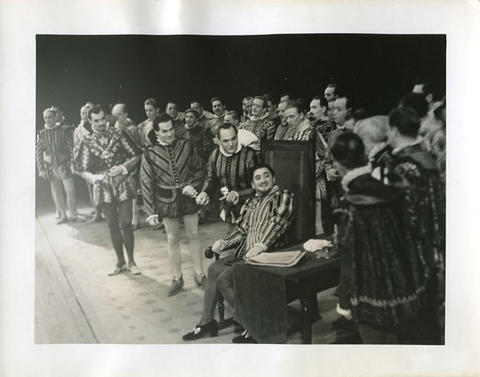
{"left": 182, "top": 320, "right": 218, "bottom": 341}
{"left": 232, "top": 331, "right": 257, "bottom": 344}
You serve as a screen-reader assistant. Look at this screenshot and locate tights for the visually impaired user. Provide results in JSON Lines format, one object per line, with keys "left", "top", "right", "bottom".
{"left": 198, "top": 256, "right": 235, "bottom": 326}
{"left": 163, "top": 212, "right": 203, "bottom": 279}
{"left": 101, "top": 200, "right": 135, "bottom": 267}
{"left": 87, "top": 182, "right": 102, "bottom": 217}
{"left": 50, "top": 177, "right": 76, "bottom": 219}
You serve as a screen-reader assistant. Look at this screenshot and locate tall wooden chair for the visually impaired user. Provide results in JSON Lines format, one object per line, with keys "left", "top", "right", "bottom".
{"left": 206, "top": 139, "right": 317, "bottom": 329}
{"left": 263, "top": 140, "right": 316, "bottom": 245}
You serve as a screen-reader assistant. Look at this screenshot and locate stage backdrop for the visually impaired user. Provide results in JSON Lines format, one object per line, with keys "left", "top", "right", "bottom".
{"left": 35, "top": 34, "right": 446, "bottom": 211}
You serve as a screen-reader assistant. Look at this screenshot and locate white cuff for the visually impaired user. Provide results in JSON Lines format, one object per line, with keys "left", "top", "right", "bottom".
{"left": 146, "top": 214, "right": 158, "bottom": 223}
{"left": 336, "top": 303, "right": 352, "bottom": 319}
{"left": 253, "top": 243, "right": 268, "bottom": 252}
{"left": 120, "top": 165, "right": 128, "bottom": 175}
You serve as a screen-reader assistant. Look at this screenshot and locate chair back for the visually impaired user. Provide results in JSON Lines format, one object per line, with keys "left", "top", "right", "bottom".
{"left": 263, "top": 140, "right": 316, "bottom": 245}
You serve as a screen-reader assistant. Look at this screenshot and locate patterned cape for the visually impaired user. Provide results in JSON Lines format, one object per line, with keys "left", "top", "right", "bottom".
{"left": 335, "top": 173, "right": 432, "bottom": 330}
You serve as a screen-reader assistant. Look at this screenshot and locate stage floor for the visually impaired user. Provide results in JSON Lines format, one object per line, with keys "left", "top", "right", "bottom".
{"left": 35, "top": 203, "right": 367, "bottom": 345}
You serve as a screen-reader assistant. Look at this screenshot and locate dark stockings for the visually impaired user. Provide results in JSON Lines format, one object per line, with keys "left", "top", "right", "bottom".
{"left": 101, "top": 200, "right": 135, "bottom": 267}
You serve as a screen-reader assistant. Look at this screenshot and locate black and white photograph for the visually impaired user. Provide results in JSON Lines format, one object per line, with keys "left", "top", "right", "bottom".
{"left": 2, "top": 1, "right": 480, "bottom": 376}
{"left": 34, "top": 33, "right": 447, "bottom": 346}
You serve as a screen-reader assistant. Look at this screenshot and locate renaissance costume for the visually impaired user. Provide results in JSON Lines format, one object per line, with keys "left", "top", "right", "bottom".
{"left": 74, "top": 126, "right": 142, "bottom": 205}
{"left": 140, "top": 134, "right": 204, "bottom": 219}
{"left": 222, "top": 185, "right": 295, "bottom": 259}
{"left": 239, "top": 113, "right": 277, "bottom": 142}
{"left": 203, "top": 145, "right": 259, "bottom": 223}
{"left": 334, "top": 168, "right": 432, "bottom": 333}
{"left": 36, "top": 123, "right": 75, "bottom": 181}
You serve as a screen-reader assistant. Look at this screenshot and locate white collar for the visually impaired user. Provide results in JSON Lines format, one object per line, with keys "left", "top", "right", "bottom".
{"left": 157, "top": 137, "right": 174, "bottom": 146}
{"left": 44, "top": 123, "right": 60, "bottom": 130}
{"left": 219, "top": 143, "right": 242, "bottom": 157}
{"left": 341, "top": 165, "right": 372, "bottom": 192}
{"left": 249, "top": 112, "right": 269, "bottom": 121}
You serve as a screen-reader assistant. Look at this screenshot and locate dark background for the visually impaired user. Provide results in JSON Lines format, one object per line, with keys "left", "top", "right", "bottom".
{"left": 36, "top": 34, "right": 446, "bottom": 210}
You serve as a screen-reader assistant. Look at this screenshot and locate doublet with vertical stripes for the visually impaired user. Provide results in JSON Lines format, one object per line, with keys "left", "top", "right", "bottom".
{"left": 222, "top": 185, "right": 295, "bottom": 259}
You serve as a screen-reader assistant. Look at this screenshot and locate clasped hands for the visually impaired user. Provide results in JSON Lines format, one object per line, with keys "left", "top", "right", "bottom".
{"left": 182, "top": 185, "right": 197, "bottom": 198}
{"left": 220, "top": 190, "right": 240, "bottom": 205}
{"left": 92, "top": 165, "right": 127, "bottom": 185}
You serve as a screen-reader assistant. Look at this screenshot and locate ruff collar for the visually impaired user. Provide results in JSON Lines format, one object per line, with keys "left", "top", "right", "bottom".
{"left": 249, "top": 113, "right": 269, "bottom": 121}
{"left": 219, "top": 142, "right": 242, "bottom": 157}
{"left": 44, "top": 123, "right": 60, "bottom": 130}
{"left": 156, "top": 137, "right": 174, "bottom": 146}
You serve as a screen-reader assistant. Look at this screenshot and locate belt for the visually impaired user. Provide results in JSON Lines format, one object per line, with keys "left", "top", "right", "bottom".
{"left": 158, "top": 182, "right": 190, "bottom": 190}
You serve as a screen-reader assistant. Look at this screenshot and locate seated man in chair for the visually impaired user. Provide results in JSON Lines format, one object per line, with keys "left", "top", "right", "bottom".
{"left": 182, "top": 164, "right": 295, "bottom": 343}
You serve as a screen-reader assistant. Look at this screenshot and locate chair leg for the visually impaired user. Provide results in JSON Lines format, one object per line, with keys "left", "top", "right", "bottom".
{"left": 218, "top": 298, "right": 225, "bottom": 323}
{"left": 217, "top": 297, "right": 235, "bottom": 330}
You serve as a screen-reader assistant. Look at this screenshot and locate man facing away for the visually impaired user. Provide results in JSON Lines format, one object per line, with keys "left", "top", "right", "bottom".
{"left": 373, "top": 106, "right": 445, "bottom": 344}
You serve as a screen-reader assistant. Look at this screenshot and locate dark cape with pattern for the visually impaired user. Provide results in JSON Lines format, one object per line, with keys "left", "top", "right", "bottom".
{"left": 334, "top": 172, "right": 432, "bottom": 331}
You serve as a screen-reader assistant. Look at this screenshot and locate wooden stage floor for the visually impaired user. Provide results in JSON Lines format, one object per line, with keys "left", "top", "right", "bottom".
{"left": 35, "top": 205, "right": 363, "bottom": 345}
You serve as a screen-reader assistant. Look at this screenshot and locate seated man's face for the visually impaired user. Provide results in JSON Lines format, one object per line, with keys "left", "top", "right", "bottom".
{"left": 251, "top": 167, "right": 275, "bottom": 196}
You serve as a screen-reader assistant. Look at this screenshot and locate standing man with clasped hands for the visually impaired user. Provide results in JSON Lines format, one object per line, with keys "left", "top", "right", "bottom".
{"left": 140, "top": 113, "right": 207, "bottom": 296}
{"left": 74, "top": 105, "right": 143, "bottom": 276}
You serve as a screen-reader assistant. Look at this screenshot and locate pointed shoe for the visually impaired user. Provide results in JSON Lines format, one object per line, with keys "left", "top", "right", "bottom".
{"left": 232, "top": 331, "right": 257, "bottom": 344}
{"left": 167, "top": 276, "right": 184, "bottom": 297}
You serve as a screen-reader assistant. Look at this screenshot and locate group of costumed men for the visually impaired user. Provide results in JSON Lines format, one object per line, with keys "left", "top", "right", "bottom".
{"left": 36, "top": 86, "right": 445, "bottom": 344}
